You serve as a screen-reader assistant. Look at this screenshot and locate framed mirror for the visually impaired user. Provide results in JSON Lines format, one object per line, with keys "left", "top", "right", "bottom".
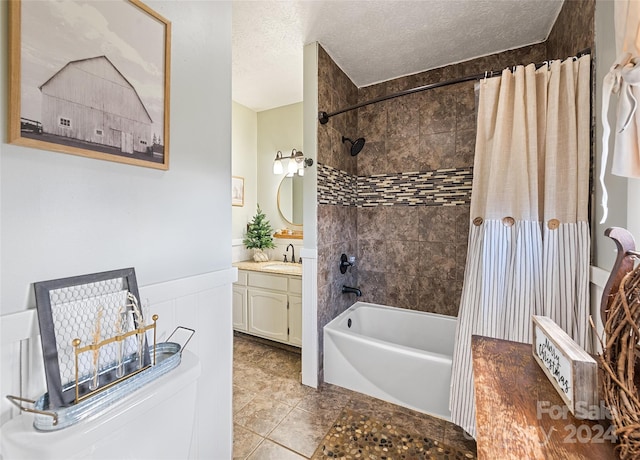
{"left": 277, "top": 175, "right": 303, "bottom": 226}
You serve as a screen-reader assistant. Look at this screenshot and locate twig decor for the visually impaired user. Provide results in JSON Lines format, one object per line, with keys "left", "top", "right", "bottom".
{"left": 596, "top": 263, "right": 640, "bottom": 459}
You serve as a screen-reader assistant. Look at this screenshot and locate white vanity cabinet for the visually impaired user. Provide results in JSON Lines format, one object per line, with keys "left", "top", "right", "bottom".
{"left": 233, "top": 269, "right": 302, "bottom": 347}
{"left": 288, "top": 277, "right": 302, "bottom": 346}
{"left": 232, "top": 271, "right": 248, "bottom": 331}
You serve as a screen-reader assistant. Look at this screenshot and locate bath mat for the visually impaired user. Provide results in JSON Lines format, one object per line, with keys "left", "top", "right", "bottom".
{"left": 311, "top": 408, "right": 476, "bottom": 460}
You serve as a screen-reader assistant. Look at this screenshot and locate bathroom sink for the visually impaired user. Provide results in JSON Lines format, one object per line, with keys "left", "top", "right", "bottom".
{"left": 262, "top": 263, "right": 302, "bottom": 273}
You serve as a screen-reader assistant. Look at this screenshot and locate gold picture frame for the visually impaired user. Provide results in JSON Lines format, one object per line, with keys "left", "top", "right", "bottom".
{"left": 232, "top": 176, "right": 244, "bottom": 207}
{"left": 8, "top": 0, "right": 171, "bottom": 170}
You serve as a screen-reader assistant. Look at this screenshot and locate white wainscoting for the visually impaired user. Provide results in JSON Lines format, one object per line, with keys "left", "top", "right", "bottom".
{"left": 590, "top": 264, "right": 611, "bottom": 353}
{"left": 232, "top": 238, "right": 252, "bottom": 263}
{"left": 301, "top": 247, "right": 318, "bottom": 389}
{"left": 0, "top": 267, "right": 236, "bottom": 460}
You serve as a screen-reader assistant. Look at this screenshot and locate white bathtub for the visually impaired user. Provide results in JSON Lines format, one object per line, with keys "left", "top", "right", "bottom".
{"left": 323, "top": 301, "right": 456, "bottom": 420}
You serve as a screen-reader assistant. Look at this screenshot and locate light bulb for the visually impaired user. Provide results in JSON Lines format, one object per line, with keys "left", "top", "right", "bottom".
{"left": 273, "top": 151, "right": 283, "bottom": 174}
{"left": 287, "top": 153, "right": 297, "bottom": 174}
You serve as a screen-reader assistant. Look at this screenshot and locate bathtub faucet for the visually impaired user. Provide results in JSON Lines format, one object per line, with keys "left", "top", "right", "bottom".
{"left": 342, "top": 285, "right": 362, "bottom": 297}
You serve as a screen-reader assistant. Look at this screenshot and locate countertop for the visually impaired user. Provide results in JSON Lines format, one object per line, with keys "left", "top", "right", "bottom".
{"left": 472, "top": 335, "right": 617, "bottom": 459}
{"left": 233, "top": 260, "right": 302, "bottom": 277}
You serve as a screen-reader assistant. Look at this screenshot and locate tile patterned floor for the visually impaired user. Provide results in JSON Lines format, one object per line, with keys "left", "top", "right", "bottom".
{"left": 311, "top": 408, "right": 476, "bottom": 459}
{"left": 233, "top": 333, "right": 477, "bottom": 459}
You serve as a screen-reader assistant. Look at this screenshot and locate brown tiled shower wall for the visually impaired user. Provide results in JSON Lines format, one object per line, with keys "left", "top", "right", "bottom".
{"left": 316, "top": 46, "right": 358, "bottom": 383}
{"left": 317, "top": 162, "right": 474, "bottom": 316}
{"left": 316, "top": 1, "right": 594, "bottom": 380}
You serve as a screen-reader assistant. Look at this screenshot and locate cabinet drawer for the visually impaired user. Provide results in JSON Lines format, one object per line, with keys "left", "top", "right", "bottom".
{"left": 289, "top": 277, "right": 302, "bottom": 295}
{"left": 247, "top": 272, "right": 288, "bottom": 291}
{"left": 235, "top": 270, "right": 248, "bottom": 286}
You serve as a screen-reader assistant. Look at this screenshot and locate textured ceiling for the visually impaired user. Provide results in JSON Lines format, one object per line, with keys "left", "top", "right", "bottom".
{"left": 232, "top": 0, "right": 564, "bottom": 112}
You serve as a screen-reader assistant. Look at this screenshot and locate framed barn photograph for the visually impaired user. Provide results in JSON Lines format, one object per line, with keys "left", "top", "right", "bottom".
{"left": 8, "top": 0, "right": 171, "bottom": 170}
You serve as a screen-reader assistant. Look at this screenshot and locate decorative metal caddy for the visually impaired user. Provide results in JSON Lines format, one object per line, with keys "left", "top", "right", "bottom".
{"left": 6, "top": 268, "right": 194, "bottom": 431}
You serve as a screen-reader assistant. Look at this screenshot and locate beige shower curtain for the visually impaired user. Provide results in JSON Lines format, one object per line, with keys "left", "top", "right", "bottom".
{"left": 450, "top": 55, "right": 591, "bottom": 438}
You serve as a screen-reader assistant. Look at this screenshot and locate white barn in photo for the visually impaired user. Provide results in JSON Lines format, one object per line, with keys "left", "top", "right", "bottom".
{"left": 39, "top": 55, "right": 153, "bottom": 154}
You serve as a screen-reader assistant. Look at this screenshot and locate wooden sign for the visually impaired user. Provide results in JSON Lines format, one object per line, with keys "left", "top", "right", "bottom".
{"left": 531, "top": 315, "right": 599, "bottom": 419}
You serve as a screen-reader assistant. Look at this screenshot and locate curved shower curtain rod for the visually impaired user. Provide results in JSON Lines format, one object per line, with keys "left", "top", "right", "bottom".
{"left": 318, "top": 48, "right": 591, "bottom": 125}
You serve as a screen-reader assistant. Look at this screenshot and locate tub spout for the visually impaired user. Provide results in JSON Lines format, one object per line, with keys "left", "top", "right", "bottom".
{"left": 342, "top": 285, "right": 362, "bottom": 297}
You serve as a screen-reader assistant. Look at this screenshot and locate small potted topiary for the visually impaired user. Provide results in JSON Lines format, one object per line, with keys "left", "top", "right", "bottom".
{"left": 243, "top": 204, "right": 276, "bottom": 262}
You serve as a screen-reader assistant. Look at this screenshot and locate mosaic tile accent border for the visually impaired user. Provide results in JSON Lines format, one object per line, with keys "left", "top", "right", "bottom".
{"left": 317, "top": 163, "right": 473, "bottom": 207}
{"left": 317, "top": 164, "right": 358, "bottom": 206}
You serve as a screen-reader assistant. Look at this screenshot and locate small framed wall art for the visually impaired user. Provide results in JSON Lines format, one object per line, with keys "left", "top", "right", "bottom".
{"left": 232, "top": 176, "right": 245, "bottom": 207}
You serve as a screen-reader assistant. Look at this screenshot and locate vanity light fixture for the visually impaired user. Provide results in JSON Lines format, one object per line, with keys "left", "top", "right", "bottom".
{"left": 296, "top": 152, "right": 314, "bottom": 176}
{"left": 295, "top": 153, "right": 303, "bottom": 176}
{"left": 273, "top": 151, "right": 284, "bottom": 174}
{"left": 273, "top": 148, "right": 314, "bottom": 176}
{"left": 297, "top": 156, "right": 314, "bottom": 176}
{"left": 287, "top": 149, "right": 299, "bottom": 175}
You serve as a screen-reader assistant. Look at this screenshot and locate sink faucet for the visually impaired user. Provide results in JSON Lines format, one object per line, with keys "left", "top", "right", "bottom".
{"left": 285, "top": 244, "right": 295, "bottom": 264}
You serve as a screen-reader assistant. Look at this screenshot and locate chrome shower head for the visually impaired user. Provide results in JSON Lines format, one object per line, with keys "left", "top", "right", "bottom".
{"left": 342, "top": 136, "right": 366, "bottom": 156}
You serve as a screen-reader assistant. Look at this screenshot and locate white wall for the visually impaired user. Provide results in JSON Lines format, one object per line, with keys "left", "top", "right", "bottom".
{"left": 0, "top": 1, "right": 233, "bottom": 457}
{"left": 595, "top": 0, "right": 640, "bottom": 244}
{"left": 594, "top": 0, "right": 639, "bottom": 266}
{"left": 232, "top": 101, "right": 258, "bottom": 262}
{"left": 232, "top": 101, "right": 258, "bottom": 242}
{"left": 257, "top": 102, "right": 304, "bottom": 233}
{"left": 232, "top": 102, "right": 304, "bottom": 263}
{"left": 589, "top": 1, "right": 640, "bottom": 352}
{"left": 301, "top": 42, "right": 319, "bottom": 388}
{"left": 629, "top": 179, "right": 640, "bottom": 239}
{"left": 0, "top": 1, "right": 232, "bottom": 315}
